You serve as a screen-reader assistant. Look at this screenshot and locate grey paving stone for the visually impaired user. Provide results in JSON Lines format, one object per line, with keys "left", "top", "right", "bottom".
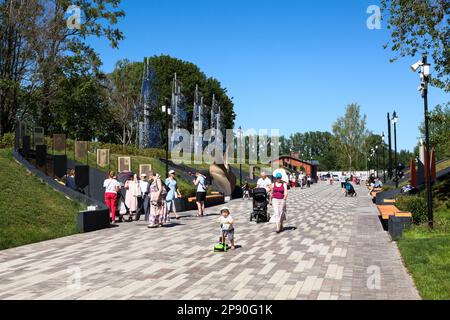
{"left": 0, "top": 183, "right": 420, "bottom": 300}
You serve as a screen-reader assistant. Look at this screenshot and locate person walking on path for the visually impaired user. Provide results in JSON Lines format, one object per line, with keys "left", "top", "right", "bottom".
{"left": 257, "top": 172, "right": 272, "bottom": 192}
{"left": 148, "top": 171, "right": 167, "bottom": 228}
{"left": 340, "top": 172, "right": 347, "bottom": 190}
{"left": 269, "top": 173, "right": 288, "bottom": 233}
{"left": 103, "top": 171, "right": 121, "bottom": 224}
{"left": 165, "top": 170, "right": 182, "bottom": 220}
{"left": 124, "top": 174, "right": 139, "bottom": 220}
{"left": 193, "top": 172, "right": 207, "bottom": 217}
{"left": 298, "top": 171, "right": 306, "bottom": 189}
{"left": 307, "top": 175, "right": 312, "bottom": 188}
{"left": 136, "top": 173, "right": 150, "bottom": 222}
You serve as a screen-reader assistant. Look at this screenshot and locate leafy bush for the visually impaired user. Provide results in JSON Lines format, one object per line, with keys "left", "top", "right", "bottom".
{"left": 396, "top": 195, "right": 428, "bottom": 225}
{"left": 0, "top": 133, "right": 14, "bottom": 148}
{"left": 382, "top": 185, "right": 396, "bottom": 191}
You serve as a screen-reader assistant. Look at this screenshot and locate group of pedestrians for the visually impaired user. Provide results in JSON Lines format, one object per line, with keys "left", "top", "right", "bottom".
{"left": 103, "top": 169, "right": 183, "bottom": 228}
{"left": 289, "top": 172, "right": 312, "bottom": 189}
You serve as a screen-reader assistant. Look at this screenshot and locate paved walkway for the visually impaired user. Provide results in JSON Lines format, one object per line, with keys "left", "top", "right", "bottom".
{"left": 0, "top": 183, "right": 420, "bottom": 300}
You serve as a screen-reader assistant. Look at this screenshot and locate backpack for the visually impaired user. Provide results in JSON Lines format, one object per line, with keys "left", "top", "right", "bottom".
{"left": 198, "top": 176, "right": 209, "bottom": 192}
{"left": 154, "top": 178, "right": 168, "bottom": 197}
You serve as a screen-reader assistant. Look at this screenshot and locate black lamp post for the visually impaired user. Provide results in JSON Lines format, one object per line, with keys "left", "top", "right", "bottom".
{"left": 162, "top": 105, "right": 171, "bottom": 179}
{"left": 238, "top": 126, "right": 242, "bottom": 186}
{"left": 387, "top": 113, "right": 393, "bottom": 179}
{"left": 375, "top": 146, "right": 379, "bottom": 178}
{"left": 371, "top": 147, "right": 378, "bottom": 178}
{"left": 392, "top": 111, "right": 399, "bottom": 188}
{"left": 411, "top": 54, "right": 433, "bottom": 228}
{"left": 381, "top": 132, "right": 386, "bottom": 183}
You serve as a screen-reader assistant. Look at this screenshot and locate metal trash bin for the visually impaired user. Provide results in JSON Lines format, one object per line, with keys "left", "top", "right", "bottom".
{"left": 388, "top": 216, "right": 403, "bottom": 241}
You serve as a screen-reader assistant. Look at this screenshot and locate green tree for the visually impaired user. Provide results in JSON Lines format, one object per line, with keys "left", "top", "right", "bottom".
{"left": 290, "top": 131, "right": 338, "bottom": 171}
{"left": 381, "top": 0, "right": 449, "bottom": 91}
{"left": 0, "top": 0, "right": 125, "bottom": 137}
{"left": 332, "top": 104, "right": 368, "bottom": 171}
{"left": 25, "top": 52, "right": 113, "bottom": 141}
{"left": 109, "top": 59, "right": 143, "bottom": 149}
{"left": 419, "top": 103, "right": 450, "bottom": 160}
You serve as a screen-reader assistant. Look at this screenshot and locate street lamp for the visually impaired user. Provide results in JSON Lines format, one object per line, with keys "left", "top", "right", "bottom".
{"left": 381, "top": 132, "right": 386, "bottom": 183}
{"left": 387, "top": 113, "right": 393, "bottom": 179}
{"left": 238, "top": 126, "right": 243, "bottom": 186}
{"left": 162, "top": 105, "right": 172, "bottom": 179}
{"left": 375, "top": 145, "right": 379, "bottom": 178}
{"left": 411, "top": 54, "right": 433, "bottom": 228}
{"left": 392, "top": 111, "right": 399, "bottom": 188}
{"left": 371, "top": 147, "right": 377, "bottom": 178}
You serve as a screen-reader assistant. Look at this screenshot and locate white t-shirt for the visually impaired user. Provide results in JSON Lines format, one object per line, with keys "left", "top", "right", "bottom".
{"left": 103, "top": 178, "right": 120, "bottom": 194}
{"left": 196, "top": 175, "right": 207, "bottom": 192}
{"left": 139, "top": 181, "right": 149, "bottom": 194}
{"left": 340, "top": 175, "right": 347, "bottom": 183}
{"left": 219, "top": 215, "right": 234, "bottom": 231}
{"left": 257, "top": 177, "right": 272, "bottom": 190}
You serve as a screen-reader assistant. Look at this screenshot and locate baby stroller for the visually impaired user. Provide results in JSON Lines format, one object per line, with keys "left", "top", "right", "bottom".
{"left": 250, "top": 188, "right": 270, "bottom": 223}
{"left": 344, "top": 182, "right": 357, "bottom": 197}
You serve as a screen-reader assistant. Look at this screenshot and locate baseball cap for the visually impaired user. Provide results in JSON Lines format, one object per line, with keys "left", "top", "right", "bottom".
{"left": 169, "top": 170, "right": 175, "bottom": 175}
{"left": 275, "top": 173, "right": 282, "bottom": 179}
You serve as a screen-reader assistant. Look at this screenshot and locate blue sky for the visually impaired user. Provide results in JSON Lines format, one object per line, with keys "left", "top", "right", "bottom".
{"left": 88, "top": 0, "right": 448, "bottom": 152}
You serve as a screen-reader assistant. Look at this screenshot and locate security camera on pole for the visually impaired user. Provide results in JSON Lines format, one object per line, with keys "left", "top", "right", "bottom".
{"left": 410, "top": 54, "right": 433, "bottom": 228}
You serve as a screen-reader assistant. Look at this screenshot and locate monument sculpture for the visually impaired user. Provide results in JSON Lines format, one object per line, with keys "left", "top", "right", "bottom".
{"left": 136, "top": 58, "right": 162, "bottom": 149}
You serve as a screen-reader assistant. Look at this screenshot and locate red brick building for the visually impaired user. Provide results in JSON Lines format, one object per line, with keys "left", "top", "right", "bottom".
{"left": 271, "top": 154, "right": 319, "bottom": 180}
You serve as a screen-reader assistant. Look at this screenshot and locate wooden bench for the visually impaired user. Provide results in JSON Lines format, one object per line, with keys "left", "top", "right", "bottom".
{"left": 370, "top": 188, "right": 383, "bottom": 202}
{"left": 187, "top": 194, "right": 225, "bottom": 208}
{"left": 187, "top": 195, "right": 224, "bottom": 203}
{"left": 376, "top": 205, "right": 412, "bottom": 230}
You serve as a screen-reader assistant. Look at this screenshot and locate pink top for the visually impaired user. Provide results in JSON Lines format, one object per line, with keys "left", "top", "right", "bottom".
{"left": 272, "top": 183, "right": 285, "bottom": 200}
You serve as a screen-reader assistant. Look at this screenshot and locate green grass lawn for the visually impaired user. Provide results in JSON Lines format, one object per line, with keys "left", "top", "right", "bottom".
{"left": 398, "top": 228, "right": 450, "bottom": 300}
{"left": 0, "top": 149, "right": 83, "bottom": 250}
{"left": 397, "top": 177, "right": 450, "bottom": 300}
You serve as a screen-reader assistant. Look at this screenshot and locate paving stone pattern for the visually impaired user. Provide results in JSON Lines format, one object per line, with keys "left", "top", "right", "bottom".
{"left": 0, "top": 183, "right": 420, "bottom": 300}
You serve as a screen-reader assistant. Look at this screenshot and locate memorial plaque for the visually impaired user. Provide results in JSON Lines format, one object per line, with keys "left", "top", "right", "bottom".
{"left": 97, "top": 149, "right": 110, "bottom": 167}
{"left": 53, "top": 155, "right": 67, "bottom": 179}
{"left": 22, "top": 136, "right": 31, "bottom": 158}
{"left": 34, "top": 127, "right": 45, "bottom": 146}
{"left": 118, "top": 157, "right": 131, "bottom": 172}
{"left": 75, "top": 141, "right": 88, "bottom": 159}
{"left": 36, "top": 145, "right": 47, "bottom": 167}
{"left": 53, "top": 134, "right": 66, "bottom": 152}
{"left": 75, "top": 165, "right": 90, "bottom": 189}
{"left": 139, "top": 164, "right": 152, "bottom": 178}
